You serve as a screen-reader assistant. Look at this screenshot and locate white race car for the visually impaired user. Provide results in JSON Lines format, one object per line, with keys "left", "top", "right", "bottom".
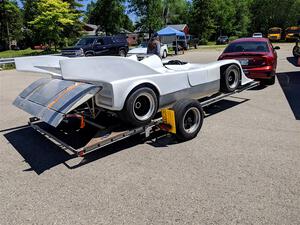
{"left": 127, "top": 42, "right": 168, "bottom": 58}
{"left": 13, "top": 55, "right": 252, "bottom": 127}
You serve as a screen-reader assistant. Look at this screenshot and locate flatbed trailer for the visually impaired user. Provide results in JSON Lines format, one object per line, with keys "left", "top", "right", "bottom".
{"left": 28, "top": 81, "right": 259, "bottom": 157}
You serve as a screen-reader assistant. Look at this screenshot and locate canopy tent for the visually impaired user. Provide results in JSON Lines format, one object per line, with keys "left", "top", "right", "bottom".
{"left": 157, "top": 26, "right": 185, "bottom": 37}
{"left": 157, "top": 26, "right": 186, "bottom": 55}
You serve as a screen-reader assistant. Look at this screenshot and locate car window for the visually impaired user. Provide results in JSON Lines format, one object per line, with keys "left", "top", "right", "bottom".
{"left": 76, "top": 38, "right": 95, "bottom": 46}
{"left": 96, "top": 38, "right": 104, "bottom": 45}
{"left": 224, "top": 41, "right": 269, "bottom": 53}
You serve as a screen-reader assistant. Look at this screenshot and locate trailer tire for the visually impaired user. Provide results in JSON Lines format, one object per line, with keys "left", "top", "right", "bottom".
{"left": 121, "top": 87, "right": 158, "bottom": 127}
{"left": 172, "top": 99, "right": 204, "bottom": 142}
{"left": 221, "top": 64, "right": 240, "bottom": 92}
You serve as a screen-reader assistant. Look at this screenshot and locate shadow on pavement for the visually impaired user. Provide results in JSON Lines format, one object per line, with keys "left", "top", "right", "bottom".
{"left": 287, "top": 57, "right": 300, "bottom": 67}
{"left": 3, "top": 98, "right": 249, "bottom": 174}
{"left": 276, "top": 71, "right": 300, "bottom": 120}
{"left": 4, "top": 127, "right": 75, "bottom": 175}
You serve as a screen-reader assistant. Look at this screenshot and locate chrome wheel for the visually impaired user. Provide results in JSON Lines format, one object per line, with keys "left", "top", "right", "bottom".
{"left": 132, "top": 92, "right": 156, "bottom": 121}
{"left": 182, "top": 107, "right": 201, "bottom": 134}
{"left": 227, "top": 69, "right": 239, "bottom": 89}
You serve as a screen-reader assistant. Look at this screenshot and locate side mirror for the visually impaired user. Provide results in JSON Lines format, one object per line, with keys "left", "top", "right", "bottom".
{"left": 274, "top": 46, "right": 280, "bottom": 50}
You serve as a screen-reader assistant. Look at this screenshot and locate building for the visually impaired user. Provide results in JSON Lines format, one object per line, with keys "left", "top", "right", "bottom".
{"left": 167, "top": 24, "right": 189, "bottom": 35}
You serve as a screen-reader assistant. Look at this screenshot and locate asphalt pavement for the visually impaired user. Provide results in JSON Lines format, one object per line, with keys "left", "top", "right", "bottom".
{"left": 0, "top": 43, "right": 299, "bottom": 225}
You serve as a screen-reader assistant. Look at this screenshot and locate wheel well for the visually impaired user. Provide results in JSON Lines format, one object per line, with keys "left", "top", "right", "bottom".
{"left": 126, "top": 83, "right": 160, "bottom": 105}
{"left": 220, "top": 63, "right": 242, "bottom": 79}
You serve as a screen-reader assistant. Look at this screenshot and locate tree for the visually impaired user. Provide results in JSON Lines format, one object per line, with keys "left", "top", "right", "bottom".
{"left": 129, "top": 0, "right": 164, "bottom": 35}
{"left": 231, "top": 0, "right": 251, "bottom": 37}
{"left": 122, "top": 14, "right": 135, "bottom": 32}
{"left": 250, "top": 0, "right": 300, "bottom": 34}
{"left": 22, "top": 0, "right": 41, "bottom": 47}
{"left": 163, "top": 0, "right": 190, "bottom": 25}
{"left": 189, "top": 0, "right": 216, "bottom": 40}
{"left": 62, "top": 0, "right": 84, "bottom": 42}
{"left": 88, "top": 0, "right": 125, "bottom": 35}
{"left": 0, "top": 0, "right": 23, "bottom": 50}
{"left": 29, "top": 0, "right": 80, "bottom": 50}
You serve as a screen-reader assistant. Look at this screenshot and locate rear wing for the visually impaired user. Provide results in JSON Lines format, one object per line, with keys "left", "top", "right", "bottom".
{"left": 14, "top": 55, "right": 67, "bottom": 78}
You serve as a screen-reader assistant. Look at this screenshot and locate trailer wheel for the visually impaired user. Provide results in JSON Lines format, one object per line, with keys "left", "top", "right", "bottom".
{"left": 121, "top": 87, "right": 158, "bottom": 127}
{"left": 221, "top": 64, "right": 240, "bottom": 92}
{"left": 172, "top": 99, "right": 204, "bottom": 142}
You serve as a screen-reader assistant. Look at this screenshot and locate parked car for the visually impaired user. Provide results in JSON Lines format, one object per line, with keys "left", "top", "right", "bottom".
{"left": 61, "top": 36, "right": 129, "bottom": 57}
{"left": 252, "top": 33, "right": 263, "bottom": 38}
{"left": 216, "top": 36, "right": 229, "bottom": 45}
{"left": 127, "top": 42, "right": 168, "bottom": 58}
{"left": 218, "top": 37, "right": 280, "bottom": 85}
{"left": 14, "top": 55, "right": 252, "bottom": 128}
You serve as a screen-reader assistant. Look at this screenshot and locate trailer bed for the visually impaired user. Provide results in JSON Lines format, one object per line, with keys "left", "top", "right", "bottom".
{"left": 29, "top": 81, "right": 259, "bottom": 156}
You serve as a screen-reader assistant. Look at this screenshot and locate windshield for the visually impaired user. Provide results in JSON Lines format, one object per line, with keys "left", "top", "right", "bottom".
{"left": 76, "top": 38, "right": 95, "bottom": 46}
{"left": 269, "top": 29, "right": 281, "bottom": 34}
{"left": 224, "top": 41, "right": 269, "bottom": 53}
{"left": 219, "top": 36, "right": 228, "bottom": 39}
{"left": 286, "top": 29, "right": 300, "bottom": 34}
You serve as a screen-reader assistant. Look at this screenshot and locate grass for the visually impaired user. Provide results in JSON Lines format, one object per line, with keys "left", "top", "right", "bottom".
{"left": 0, "top": 48, "right": 60, "bottom": 58}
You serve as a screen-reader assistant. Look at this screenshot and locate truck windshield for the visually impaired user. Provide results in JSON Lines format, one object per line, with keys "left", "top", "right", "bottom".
{"left": 224, "top": 41, "right": 269, "bottom": 53}
{"left": 76, "top": 38, "right": 95, "bottom": 46}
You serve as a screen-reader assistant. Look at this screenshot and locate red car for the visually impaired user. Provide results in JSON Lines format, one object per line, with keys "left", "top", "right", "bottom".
{"left": 218, "top": 37, "right": 280, "bottom": 85}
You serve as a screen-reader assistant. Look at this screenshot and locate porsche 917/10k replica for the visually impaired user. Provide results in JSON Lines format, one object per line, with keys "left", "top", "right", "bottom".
{"left": 13, "top": 55, "right": 252, "bottom": 130}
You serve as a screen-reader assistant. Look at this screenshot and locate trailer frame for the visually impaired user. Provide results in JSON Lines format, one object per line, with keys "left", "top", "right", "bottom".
{"left": 28, "top": 81, "right": 259, "bottom": 157}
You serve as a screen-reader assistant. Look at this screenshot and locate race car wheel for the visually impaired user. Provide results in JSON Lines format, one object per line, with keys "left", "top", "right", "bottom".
{"left": 221, "top": 64, "right": 240, "bottom": 92}
{"left": 172, "top": 99, "right": 204, "bottom": 142}
{"left": 162, "top": 50, "right": 167, "bottom": 58}
{"left": 121, "top": 87, "right": 158, "bottom": 127}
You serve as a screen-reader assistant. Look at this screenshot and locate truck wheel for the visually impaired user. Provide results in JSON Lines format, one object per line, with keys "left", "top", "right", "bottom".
{"left": 162, "top": 50, "right": 167, "bottom": 58}
{"left": 172, "top": 99, "right": 204, "bottom": 142}
{"left": 221, "top": 64, "right": 240, "bottom": 92}
{"left": 121, "top": 87, "right": 158, "bottom": 127}
{"left": 119, "top": 49, "right": 126, "bottom": 57}
{"left": 85, "top": 53, "right": 94, "bottom": 57}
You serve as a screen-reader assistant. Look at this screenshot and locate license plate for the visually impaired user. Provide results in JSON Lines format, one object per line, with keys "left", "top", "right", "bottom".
{"left": 239, "top": 59, "right": 249, "bottom": 66}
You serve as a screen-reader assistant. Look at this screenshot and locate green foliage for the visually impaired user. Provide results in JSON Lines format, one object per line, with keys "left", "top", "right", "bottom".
{"left": 129, "top": 0, "right": 164, "bottom": 35}
{"left": 250, "top": 0, "right": 300, "bottom": 34}
{"left": 163, "top": 0, "right": 190, "bottom": 25}
{"left": 29, "top": 0, "right": 81, "bottom": 50}
{"left": 88, "top": 0, "right": 126, "bottom": 35}
{"left": 0, "top": 0, "right": 23, "bottom": 49}
{"left": 189, "top": 0, "right": 216, "bottom": 40}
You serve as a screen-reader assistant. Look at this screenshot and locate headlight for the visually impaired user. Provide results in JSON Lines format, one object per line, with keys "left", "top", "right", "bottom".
{"left": 76, "top": 48, "right": 84, "bottom": 56}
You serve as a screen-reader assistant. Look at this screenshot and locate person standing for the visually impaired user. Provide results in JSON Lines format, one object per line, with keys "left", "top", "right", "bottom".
{"left": 147, "top": 33, "right": 161, "bottom": 58}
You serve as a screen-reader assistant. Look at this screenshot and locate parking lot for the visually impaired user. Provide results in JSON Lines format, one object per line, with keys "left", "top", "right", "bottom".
{"left": 0, "top": 43, "right": 299, "bottom": 224}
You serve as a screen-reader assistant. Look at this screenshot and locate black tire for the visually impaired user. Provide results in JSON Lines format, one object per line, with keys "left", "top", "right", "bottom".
{"left": 293, "top": 45, "right": 300, "bottom": 57}
{"left": 162, "top": 50, "right": 167, "bottom": 58}
{"left": 121, "top": 87, "right": 158, "bottom": 127}
{"left": 220, "top": 64, "right": 241, "bottom": 92}
{"left": 262, "top": 76, "right": 275, "bottom": 85}
{"left": 85, "top": 52, "right": 94, "bottom": 57}
{"left": 172, "top": 99, "right": 204, "bottom": 142}
{"left": 119, "top": 49, "right": 126, "bottom": 57}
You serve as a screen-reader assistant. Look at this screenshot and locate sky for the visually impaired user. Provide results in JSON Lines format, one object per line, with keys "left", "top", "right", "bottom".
{"left": 17, "top": 0, "right": 137, "bottom": 21}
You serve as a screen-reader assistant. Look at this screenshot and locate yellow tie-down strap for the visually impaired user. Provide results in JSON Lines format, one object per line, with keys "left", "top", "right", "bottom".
{"left": 161, "top": 108, "right": 176, "bottom": 134}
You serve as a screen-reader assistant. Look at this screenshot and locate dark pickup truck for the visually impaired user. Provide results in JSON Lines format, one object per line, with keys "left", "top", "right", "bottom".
{"left": 61, "top": 36, "right": 129, "bottom": 57}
